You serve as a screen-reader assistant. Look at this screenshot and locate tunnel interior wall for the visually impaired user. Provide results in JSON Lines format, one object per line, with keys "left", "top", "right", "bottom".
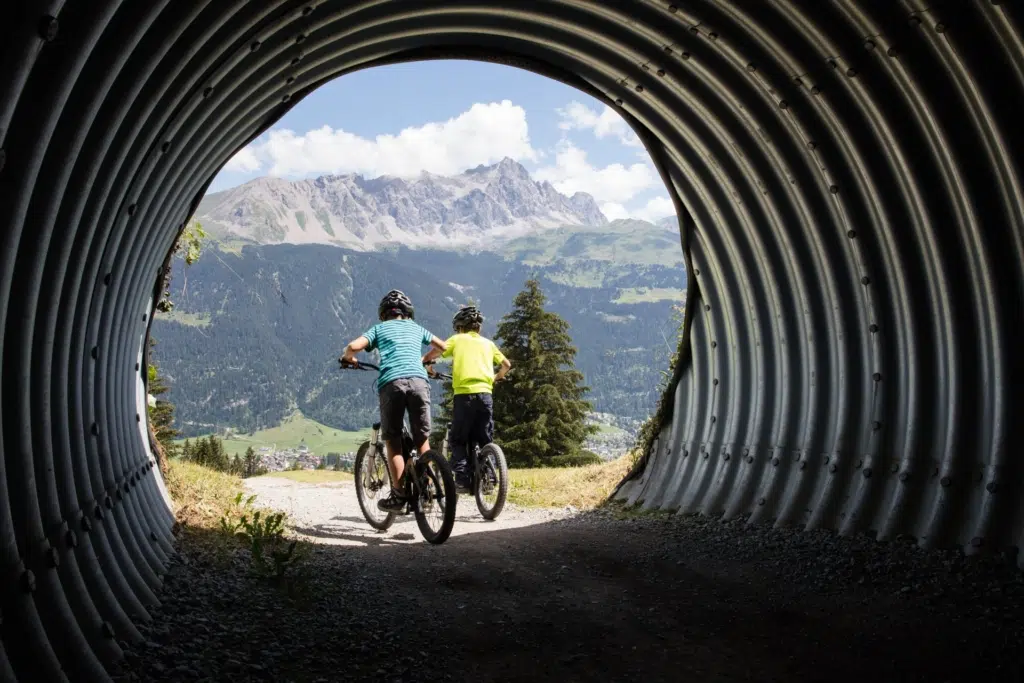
{"left": 0, "top": 1, "right": 1022, "bottom": 680}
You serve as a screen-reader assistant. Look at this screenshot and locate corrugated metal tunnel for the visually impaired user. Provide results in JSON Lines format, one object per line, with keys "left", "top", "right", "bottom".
{"left": 0, "top": 1, "right": 1021, "bottom": 680}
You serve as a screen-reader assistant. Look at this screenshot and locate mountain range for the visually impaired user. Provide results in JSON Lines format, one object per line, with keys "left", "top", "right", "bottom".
{"left": 153, "top": 159, "right": 686, "bottom": 440}
{"left": 197, "top": 157, "right": 607, "bottom": 249}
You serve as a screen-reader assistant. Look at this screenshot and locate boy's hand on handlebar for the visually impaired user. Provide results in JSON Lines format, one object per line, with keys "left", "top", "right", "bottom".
{"left": 339, "top": 354, "right": 359, "bottom": 368}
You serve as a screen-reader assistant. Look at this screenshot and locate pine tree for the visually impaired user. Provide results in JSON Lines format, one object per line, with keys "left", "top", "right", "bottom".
{"left": 492, "top": 279, "right": 598, "bottom": 467}
{"left": 430, "top": 377, "right": 455, "bottom": 448}
{"left": 147, "top": 338, "right": 179, "bottom": 459}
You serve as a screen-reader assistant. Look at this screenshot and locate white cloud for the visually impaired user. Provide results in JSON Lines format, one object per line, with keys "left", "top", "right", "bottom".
{"left": 222, "top": 100, "right": 539, "bottom": 179}
{"left": 600, "top": 202, "right": 630, "bottom": 220}
{"left": 557, "top": 101, "right": 642, "bottom": 148}
{"left": 631, "top": 196, "right": 675, "bottom": 223}
{"left": 533, "top": 142, "right": 656, "bottom": 204}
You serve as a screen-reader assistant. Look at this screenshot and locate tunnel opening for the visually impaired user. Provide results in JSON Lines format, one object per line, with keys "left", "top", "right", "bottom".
{"left": 1, "top": 1, "right": 1023, "bottom": 680}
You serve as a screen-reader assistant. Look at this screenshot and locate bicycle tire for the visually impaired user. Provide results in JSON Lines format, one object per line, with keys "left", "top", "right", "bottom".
{"left": 354, "top": 441, "right": 396, "bottom": 531}
{"left": 475, "top": 443, "right": 509, "bottom": 520}
{"left": 413, "top": 450, "right": 457, "bottom": 544}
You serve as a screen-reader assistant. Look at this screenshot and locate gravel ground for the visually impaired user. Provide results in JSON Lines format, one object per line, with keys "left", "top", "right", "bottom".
{"left": 111, "top": 477, "right": 1024, "bottom": 683}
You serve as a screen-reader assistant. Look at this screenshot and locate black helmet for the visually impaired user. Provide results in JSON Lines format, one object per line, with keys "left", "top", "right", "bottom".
{"left": 452, "top": 305, "right": 483, "bottom": 332}
{"left": 378, "top": 289, "right": 414, "bottom": 320}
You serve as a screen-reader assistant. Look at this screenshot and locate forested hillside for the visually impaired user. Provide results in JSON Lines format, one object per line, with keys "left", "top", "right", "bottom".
{"left": 153, "top": 227, "right": 685, "bottom": 437}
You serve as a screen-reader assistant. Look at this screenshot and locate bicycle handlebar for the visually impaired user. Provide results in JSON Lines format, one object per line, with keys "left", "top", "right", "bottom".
{"left": 338, "top": 359, "right": 380, "bottom": 372}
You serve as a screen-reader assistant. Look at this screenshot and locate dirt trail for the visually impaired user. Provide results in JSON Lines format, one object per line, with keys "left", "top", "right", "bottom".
{"left": 112, "top": 476, "right": 1024, "bottom": 683}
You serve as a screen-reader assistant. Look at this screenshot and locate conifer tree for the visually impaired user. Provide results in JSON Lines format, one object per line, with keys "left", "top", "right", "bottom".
{"left": 492, "top": 278, "right": 597, "bottom": 466}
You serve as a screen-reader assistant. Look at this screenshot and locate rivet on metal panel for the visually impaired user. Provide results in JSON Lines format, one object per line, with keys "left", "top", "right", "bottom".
{"left": 681, "top": 52, "right": 690, "bottom": 61}
{"left": 899, "top": 472, "right": 909, "bottom": 482}
{"left": 830, "top": 464, "right": 838, "bottom": 473}
{"left": 891, "top": 463, "right": 899, "bottom": 473}
{"left": 128, "top": 203, "right": 137, "bottom": 216}
{"left": 91, "top": 346, "right": 97, "bottom": 359}
{"left": 794, "top": 452, "right": 801, "bottom": 462}
{"left": 694, "top": 268, "right": 700, "bottom": 275}
{"left": 779, "top": 100, "right": 788, "bottom": 110}
{"left": 136, "top": 414, "right": 140, "bottom": 422}
{"left": 743, "top": 448, "right": 750, "bottom": 456}
{"left": 615, "top": 99, "right": 623, "bottom": 105}
{"left": 709, "top": 32, "right": 718, "bottom": 40}
{"left": 909, "top": 16, "right": 922, "bottom": 26}
{"left": 873, "top": 421, "right": 881, "bottom": 431}
{"left": 135, "top": 362, "right": 140, "bottom": 370}
{"left": 81, "top": 515, "right": 92, "bottom": 531}
{"left": 710, "top": 416, "right": 716, "bottom": 423}
{"left": 971, "top": 536, "right": 983, "bottom": 547}
{"left": 873, "top": 372, "right": 881, "bottom": 381}
{"left": 104, "top": 272, "right": 112, "bottom": 285}
{"left": 799, "top": 460, "right": 807, "bottom": 471}
{"left": 704, "top": 452, "right": 710, "bottom": 460}
{"left": 150, "top": 531, "right": 158, "bottom": 542}
{"left": 713, "top": 378, "right": 719, "bottom": 386}
{"left": 21, "top": 570, "right": 36, "bottom": 593}
{"left": 747, "top": 63, "right": 756, "bottom": 72}
{"left": 701, "top": 444, "right": 706, "bottom": 452}
{"left": 287, "top": 76, "right": 295, "bottom": 84}
{"left": 635, "top": 85, "right": 644, "bottom": 93}
{"left": 888, "top": 46, "right": 899, "bottom": 58}
{"left": 282, "top": 94, "right": 291, "bottom": 102}
{"left": 808, "top": 141, "right": 817, "bottom": 150}
{"left": 974, "top": 471, "right": 983, "bottom": 483}
{"left": 0, "top": 148, "right": 5, "bottom": 172}
{"left": 291, "top": 56, "right": 303, "bottom": 65}
{"left": 663, "top": 46, "right": 673, "bottom": 54}
{"left": 711, "top": 341, "right": 717, "bottom": 348}
{"left": 758, "top": 497, "right": 766, "bottom": 506}
{"left": 303, "top": 6, "right": 315, "bottom": 15}
{"left": 203, "top": 87, "right": 213, "bottom": 98}
{"left": 669, "top": 5, "right": 678, "bottom": 12}
{"left": 830, "top": 185, "right": 839, "bottom": 194}
{"left": 641, "top": 64, "right": 649, "bottom": 71}
{"left": 865, "top": 40, "right": 876, "bottom": 50}
{"left": 935, "top": 23, "right": 945, "bottom": 33}
{"left": 657, "top": 69, "right": 665, "bottom": 77}
{"left": 102, "top": 622, "right": 115, "bottom": 639}
{"left": 869, "top": 324, "right": 879, "bottom": 333}
{"left": 846, "top": 68, "right": 857, "bottom": 78}
{"left": 66, "top": 530, "right": 78, "bottom": 548}
{"left": 296, "top": 34, "right": 307, "bottom": 44}
{"left": 771, "top": 457, "right": 779, "bottom": 466}
{"left": 811, "top": 85, "right": 821, "bottom": 95}
{"left": 862, "top": 276, "right": 871, "bottom": 285}
{"left": 986, "top": 481, "right": 998, "bottom": 493}
{"left": 689, "top": 25, "right": 698, "bottom": 33}
{"left": 747, "top": 456, "right": 754, "bottom": 464}
{"left": 91, "top": 423, "right": 98, "bottom": 435}
{"left": 250, "top": 40, "right": 261, "bottom": 52}
{"left": 824, "top": 454, "right": 830, "bottom": 464}
{"left": 940, "top": 476, "right": 952, "bottom": 487}
{"left": 856, "top": 458, "right": 863, "bottom": 468}
{"left": 683, "top": 449, "right": 689, "bottom": 457}
{"left": 724, "top": 453, "right": 730, "bottom": 461}
{"left": 863, "top": 468, "right": 873, "bottom": 479}
{"left": 39, "top": 15, "right": 59, "bottom": 42}
{"left": 142, "top": 312, "right": 147, "bottom": 321}
{"left": 47, "top": 547, "right": 60, "bottom": 568}
{"left": 161, "top": 141, "right": 170, "bottom": 153}
{"left": 848, "top": 230, "right": 857, "bottom": 238}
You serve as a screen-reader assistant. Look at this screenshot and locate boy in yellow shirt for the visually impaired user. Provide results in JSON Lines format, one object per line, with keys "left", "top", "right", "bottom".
{"left": 422, "top": 305, "right": 510, "bottom": 491}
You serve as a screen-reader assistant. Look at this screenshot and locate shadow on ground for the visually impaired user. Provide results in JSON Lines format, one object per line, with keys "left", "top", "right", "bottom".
{"left": 111, "top": 505, "right": 1024, "bottom": 683}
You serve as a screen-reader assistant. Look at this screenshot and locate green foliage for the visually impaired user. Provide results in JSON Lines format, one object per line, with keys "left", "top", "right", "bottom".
{"left": 147, "top": 338, "right": 180, "bottom": 458}
{"left": 632, "top": 302, "right": 687, "bottom": 468}
{"left": 492, "top": 279, "right": 598, "bottom": 467}
{"left": 156, "top": 219, "right": 206, "bottom": 313}
{"left": 548, "top": 451, "right": 604, "bottom": 467}
{"left": 430, "top": 374, "right": 455, "bottom": 447}
{"left": 219, "top": 492, "right": 304, "bottom": 581}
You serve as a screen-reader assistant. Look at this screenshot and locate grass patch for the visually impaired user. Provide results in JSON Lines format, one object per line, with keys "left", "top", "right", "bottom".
{"left": 258, "top": 469, "right": 353, "bottom": 484}
{"left": 176, "top": 411, "right": 370, "bottom": 459}
{"left": 507, "top": 455, "right": 632, "bottom": 509}
{"left": 613, "top": 287, "right": 686, "bottom": 304}
{"left": 165, "top": 458, "right": 244, "bottom": 529}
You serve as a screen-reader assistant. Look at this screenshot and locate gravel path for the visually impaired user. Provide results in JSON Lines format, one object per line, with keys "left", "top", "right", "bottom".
{"left": 112, "top": 476, "right": 1024, "bottom": 683}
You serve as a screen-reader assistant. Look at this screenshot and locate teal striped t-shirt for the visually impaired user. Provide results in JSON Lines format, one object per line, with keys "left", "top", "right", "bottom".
{"left": 362, "top": 319, "right": 434, "bottom": 390}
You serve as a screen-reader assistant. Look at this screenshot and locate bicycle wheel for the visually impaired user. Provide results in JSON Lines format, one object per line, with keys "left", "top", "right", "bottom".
{"left": 412, "top": 450, "right": 457, "bottom": 544}
{"left": 475, "top": 443, "right": 509, "bottom": 520}
{"left": 354, "top": 441, "right": 396, "bottom": 531}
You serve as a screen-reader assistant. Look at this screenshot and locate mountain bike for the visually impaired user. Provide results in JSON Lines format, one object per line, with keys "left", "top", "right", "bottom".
{"left": 339, "top": 360, "right": 457, "bottom": 545}
{"left": 427, "top": 367, "right": 509, "bottom": 521}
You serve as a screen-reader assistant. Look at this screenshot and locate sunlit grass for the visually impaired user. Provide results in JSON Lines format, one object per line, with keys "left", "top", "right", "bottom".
{"left": 175, "top": 411, "right": 370, "bottom": 459}
{"left": 507, "top": 455, "right": 632, "bottom": 509}
{"left": 164, "top": 458, "right": 243, "bottom": 529}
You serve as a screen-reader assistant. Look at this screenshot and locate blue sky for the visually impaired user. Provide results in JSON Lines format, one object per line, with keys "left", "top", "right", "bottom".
{"left": 211, "top": 60, "right": 673, "bottom": 222}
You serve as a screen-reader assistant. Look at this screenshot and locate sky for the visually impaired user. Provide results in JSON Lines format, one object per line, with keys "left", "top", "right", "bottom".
{"left": 210, "top": 60, "right": 674, "bottom": 223}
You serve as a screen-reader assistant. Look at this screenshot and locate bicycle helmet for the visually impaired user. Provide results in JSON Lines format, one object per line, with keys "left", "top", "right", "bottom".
{"left": 452, "top": 305, "right": 484, "bottom": 332}
{"left": 378, "top": 289, "right": 415, "bottom": 320}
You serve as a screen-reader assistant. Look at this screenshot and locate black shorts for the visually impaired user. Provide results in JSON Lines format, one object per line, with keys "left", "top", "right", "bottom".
{"left": 378, "top": 376, "right": 431, "bottom": 444}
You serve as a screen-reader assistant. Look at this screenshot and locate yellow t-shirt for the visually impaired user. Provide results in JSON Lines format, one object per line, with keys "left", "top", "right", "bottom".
{"left": 441, "top": 332, "right": 507, "bottom": 395}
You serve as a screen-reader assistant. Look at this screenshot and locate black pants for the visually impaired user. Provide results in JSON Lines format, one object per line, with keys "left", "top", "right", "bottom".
{"left": 450, "top": 393, "right": 493, "bottom": 481}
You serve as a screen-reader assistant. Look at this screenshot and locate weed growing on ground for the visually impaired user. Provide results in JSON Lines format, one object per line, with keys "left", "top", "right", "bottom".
{"left": 219, "top": 492, "right": 308, "bottom": 584}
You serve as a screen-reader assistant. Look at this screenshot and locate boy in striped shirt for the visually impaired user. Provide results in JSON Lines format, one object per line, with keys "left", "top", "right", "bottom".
{"left": 341, "top": 290, "right": 446, "bottom": 512}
